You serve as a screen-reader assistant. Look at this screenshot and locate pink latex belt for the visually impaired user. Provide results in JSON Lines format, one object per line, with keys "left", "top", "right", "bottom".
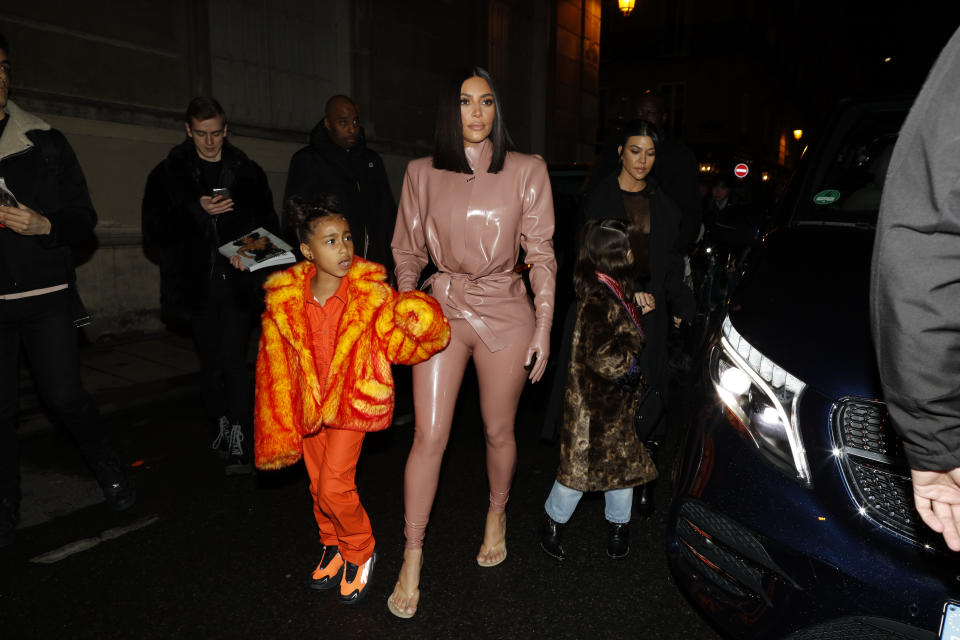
{"left": 422, "top": 270, "right": 524, "bottom": 352}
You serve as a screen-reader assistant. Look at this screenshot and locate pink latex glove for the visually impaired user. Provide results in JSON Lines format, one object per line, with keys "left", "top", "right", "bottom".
{"left": 525, "top": 326, "right": 550, "bottom": 383}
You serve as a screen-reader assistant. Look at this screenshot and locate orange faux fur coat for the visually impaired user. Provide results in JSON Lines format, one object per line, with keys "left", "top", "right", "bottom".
{"left": 254, "top": 257, "right": 450, "bottom": 470}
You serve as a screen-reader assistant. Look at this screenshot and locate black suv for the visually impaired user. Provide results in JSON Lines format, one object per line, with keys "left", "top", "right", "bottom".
{"left": 667, "top": 97, "right": 960, "bottom": 639}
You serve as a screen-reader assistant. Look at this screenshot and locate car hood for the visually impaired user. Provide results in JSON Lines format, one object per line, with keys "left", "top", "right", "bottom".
{"left": 728, "top": 226, "right": 881, "bottom": 401}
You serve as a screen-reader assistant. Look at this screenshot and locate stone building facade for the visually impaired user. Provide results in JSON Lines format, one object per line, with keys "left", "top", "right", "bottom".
{"left": 0, "top": 0, "right": 600, "bottom": 337}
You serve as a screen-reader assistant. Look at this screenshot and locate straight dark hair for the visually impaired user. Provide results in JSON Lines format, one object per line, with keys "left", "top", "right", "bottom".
{"left": 285, "top": 194, "right": 348, "bottom": 244}
{"left": 574, "top": 219, "right": 636, "bottom": 300}
{"left": 618, "top": 119, "right": 660, "bottom": 150}
{"left": 185, "top": 96, "right": 227, "bottom": 125}
{"left": 0, "top": 33, "right": 8, "bottom": 56}
{"left": 432, "top": 66, "right": 515, "bottom": 174}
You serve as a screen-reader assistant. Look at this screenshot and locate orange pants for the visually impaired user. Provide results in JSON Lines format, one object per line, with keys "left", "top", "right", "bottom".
{"left": 302, "top": 427, "right": 374, "bottom": 565}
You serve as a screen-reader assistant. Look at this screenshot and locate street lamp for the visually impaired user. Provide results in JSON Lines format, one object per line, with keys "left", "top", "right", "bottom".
{"left": 618, "top": 0, "right": 636, "bottom": 16}
{"left": 793, "top": 129, "right": 803, "bottom": 141}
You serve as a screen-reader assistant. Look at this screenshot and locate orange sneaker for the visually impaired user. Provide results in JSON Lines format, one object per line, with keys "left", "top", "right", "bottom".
{"left": 310, "top": 545, "right": 344, "bottom": 590}
{"left": 338, "top": 550, "right": 377, "bottom": 605}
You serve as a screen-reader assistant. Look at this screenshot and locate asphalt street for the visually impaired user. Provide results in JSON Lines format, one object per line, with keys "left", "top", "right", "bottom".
{"left": 1, "top": 364, "right": 724, "bottom": 640}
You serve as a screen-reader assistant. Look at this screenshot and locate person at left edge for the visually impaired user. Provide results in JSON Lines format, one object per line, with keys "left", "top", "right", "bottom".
{"left": 0, "top": 32, "right": 135, "bottom": 548}
{"left": 254, "top": 195, "right": 450, "bottom": 605}
{"left": 283, "top": 95, "right": 397, "bottom": 271}
{"left": 141, "top": 97, "right": 279, "bottom": 475}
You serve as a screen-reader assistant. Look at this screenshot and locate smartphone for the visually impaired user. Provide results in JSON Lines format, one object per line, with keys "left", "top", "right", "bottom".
{"left": 211, "top": 187, "right": 231, "bottom": 199}
{"left": 941, "top": 601, "right": 960, "bottom": 640}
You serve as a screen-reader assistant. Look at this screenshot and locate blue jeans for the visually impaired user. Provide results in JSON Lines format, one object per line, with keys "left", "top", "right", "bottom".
{"left": 544, "top": 480, "right": 633, "bottom": 524}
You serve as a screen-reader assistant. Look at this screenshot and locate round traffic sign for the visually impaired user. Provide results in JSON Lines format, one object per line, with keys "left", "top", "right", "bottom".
{"left": 734, "top": 163, "right": 749, "bottom": 179}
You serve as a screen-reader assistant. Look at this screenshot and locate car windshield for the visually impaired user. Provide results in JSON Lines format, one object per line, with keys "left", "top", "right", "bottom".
{"left": 797, "top": 105, "right": 908, "bottom": 227}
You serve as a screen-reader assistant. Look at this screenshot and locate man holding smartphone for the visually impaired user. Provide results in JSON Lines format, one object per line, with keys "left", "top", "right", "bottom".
{"left": 142, "top": 97, "right": 278, "bottom": 475}
{"left": 0, "top": 33, "right": 135, "bottom": 547}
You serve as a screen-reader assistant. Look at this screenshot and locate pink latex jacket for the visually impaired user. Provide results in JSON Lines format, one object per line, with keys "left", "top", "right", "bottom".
{"left": 392, "top": 139, "right": 557, "bottom": 347}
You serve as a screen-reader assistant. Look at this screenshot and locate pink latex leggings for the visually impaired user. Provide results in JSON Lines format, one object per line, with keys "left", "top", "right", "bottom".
{"left": 403, "top": 318, "right": 533, "bottom": 550}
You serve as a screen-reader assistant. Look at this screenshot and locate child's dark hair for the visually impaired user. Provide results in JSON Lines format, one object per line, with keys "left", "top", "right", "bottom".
{"left": 574, "top": 219, "right": 636, "bottom": 300}
{"left": 285, "top": 194, "right": 348, "bottom": 244}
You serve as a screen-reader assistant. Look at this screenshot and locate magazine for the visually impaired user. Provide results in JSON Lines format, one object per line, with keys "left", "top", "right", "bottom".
{"left": 218, "top": 227, "right": 296, "bottom": 272}
{"left": 0, "top": 177, "right": 18, "bottom": 228}
{"left": 0, "top": 177, "right": 18, "bottom": 208}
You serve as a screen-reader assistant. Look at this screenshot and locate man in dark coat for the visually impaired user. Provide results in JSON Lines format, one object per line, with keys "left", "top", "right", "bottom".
{"left": 142, "top": 97, "right": 278, "bottom": 475}
{"left": 871, "top": 26, "right": 960, "bottom": 552}
{"left": 283, "top": 95, "right": 396, "bottom": 270}
{"left": 0, "top": 34, "right": 135, "bottom": 547}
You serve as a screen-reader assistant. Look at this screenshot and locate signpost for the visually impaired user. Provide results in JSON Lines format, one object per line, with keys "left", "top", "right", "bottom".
{"left": 734, "top": 163, "right": 749, "bottom": 179}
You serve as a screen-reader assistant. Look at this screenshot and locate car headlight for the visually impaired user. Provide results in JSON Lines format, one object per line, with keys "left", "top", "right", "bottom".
{"left": 711, "top": 315, "right": 811, "bottom": 485}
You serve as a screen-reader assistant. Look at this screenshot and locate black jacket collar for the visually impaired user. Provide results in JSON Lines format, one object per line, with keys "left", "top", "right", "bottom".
{"left": 307, "top": 121, "right": 368, "bottom": 158}
{"left": 167, "top": 138, "right": 250, "bottom": 168}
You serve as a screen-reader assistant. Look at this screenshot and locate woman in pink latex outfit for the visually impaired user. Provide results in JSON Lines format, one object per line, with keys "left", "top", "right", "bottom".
{"left": 387, "top": 67, "right": 556, "bottom": 618}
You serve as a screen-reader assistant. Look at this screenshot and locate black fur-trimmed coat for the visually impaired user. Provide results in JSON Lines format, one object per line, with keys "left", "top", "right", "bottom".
{"left": 556, "top": 287, "right": 658, "bottom": 492}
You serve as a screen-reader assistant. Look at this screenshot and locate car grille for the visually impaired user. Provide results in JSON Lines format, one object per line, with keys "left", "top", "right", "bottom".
{"left": 674, "top": 499, "right": 800, "bottom": 605}
{"left": 836, "top": 400, "right": 906, "bottom": 460}
{"left": 782, "top": 616, "right": 932, "bottom": 639}
{"left": 833, "top": 398, "right": 924, "bottom": 543}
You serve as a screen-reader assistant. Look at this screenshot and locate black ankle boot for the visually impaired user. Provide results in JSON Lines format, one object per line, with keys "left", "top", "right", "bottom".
{"left": 636, "top": 482, "right": 655, "bottom": 518}
{"left": 90, "top": 456, "right": 136, "bottom": 512}
{"left": 607, "top": 521, "right": 630, "bottom": 558}
{"left": 539, "top": 514, "right": 565, "bottom": 561}
{"left": 637, "top": 440, "right": 661, "bottom": 519}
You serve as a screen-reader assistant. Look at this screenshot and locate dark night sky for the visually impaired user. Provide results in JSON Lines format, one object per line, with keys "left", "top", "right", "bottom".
{"left": 599, "top": 2, "right": 960, "bottom": 170}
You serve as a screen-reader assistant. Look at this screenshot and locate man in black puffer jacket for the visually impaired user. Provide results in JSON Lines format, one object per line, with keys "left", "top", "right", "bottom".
{"left": 0, "top": 34, "right": 135, "bottom": 547}
{"left": 284, "top": 95, "right": 396, "bottom": 270}
{"left": 142, "top": 97, "right": 278, "bottom": 476}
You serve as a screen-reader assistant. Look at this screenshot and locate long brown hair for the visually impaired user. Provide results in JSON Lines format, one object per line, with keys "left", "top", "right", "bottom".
{"left": 574, "top": 219, "right": 636, "bottom": 300}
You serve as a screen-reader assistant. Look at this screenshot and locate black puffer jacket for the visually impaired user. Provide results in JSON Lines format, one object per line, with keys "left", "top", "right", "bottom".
{"left": 0, "top": 101, "right": 96, "bottom": 295}
{"left": 141, "top": 139, "right": 278, "bottom": 319}
{"left": 283, "top": 124, "right": 396, "bottom": 268}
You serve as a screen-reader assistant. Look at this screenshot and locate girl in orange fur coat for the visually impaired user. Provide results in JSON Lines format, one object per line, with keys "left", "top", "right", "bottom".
{"left": 254, "top": 196, "right": 450, "bottom": 605}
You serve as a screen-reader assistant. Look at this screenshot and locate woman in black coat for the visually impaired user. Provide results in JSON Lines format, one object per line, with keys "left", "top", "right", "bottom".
{"left": 579, "top": 120, "right": 695, "bottom": 417}
{"left": 561, "top": 119, "right": 695, "bottom": 515}
{"left": 544, "top": 121, "right": 694, "bottom": 433}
